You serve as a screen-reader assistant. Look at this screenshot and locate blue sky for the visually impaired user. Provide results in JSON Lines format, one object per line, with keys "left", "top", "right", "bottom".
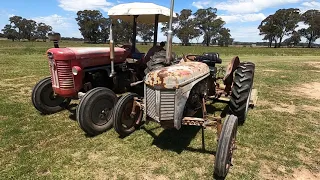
{"left": 0, "top": 0, "right": 320, "bottom": 42}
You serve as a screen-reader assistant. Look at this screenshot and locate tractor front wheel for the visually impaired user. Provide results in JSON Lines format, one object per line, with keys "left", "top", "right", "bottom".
{"left": 31, "top": 77, "right": 70, "bottom": 114}
{"left": 76, "top": 87, "right": 118, "bottom": 136}
{"left": 214, "top": 115, "right": 238, "bottom": 179}
{"left": 229, "top": 62, "right": 255, "bottom": 125}
{"left": 113, "top": 93, "right": 142, "bottom": 137}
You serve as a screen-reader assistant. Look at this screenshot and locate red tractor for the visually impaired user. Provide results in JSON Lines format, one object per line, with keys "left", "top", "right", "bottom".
{"left": 31, "top": 3, "right": 175, "bottom": 136}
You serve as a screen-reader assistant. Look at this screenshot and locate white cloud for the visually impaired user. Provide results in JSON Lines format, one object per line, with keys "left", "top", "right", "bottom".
{"left": 192, "top": 0, "right": 302, "bottom": 14}
{"left": 228, "top": 25, "right": 262, "bottom": 42}
{"left": 192, "top": 1, "right": 212, "bottom": 9}
{"left": 58, "top": 0, "right": 113, "bottom": 12}
{"left": 33, "top": 14, "right": 81, "bottom": 38}
{"left": 219, "top": 13, "right": 266, "bottom": 23}
{"left": 301, "top": 1, "right": 320, "bottom": 9}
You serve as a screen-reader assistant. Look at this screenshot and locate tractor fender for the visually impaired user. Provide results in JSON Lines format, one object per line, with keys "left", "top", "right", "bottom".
{"left": 223, "top": 56, "right": 240, "bottom": 92}
{"left": 173, "top": 73, "right": 209, "bottom": 130}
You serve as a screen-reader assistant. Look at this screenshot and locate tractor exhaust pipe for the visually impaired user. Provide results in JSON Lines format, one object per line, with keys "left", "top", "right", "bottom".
{"left": 48, "top": 32, "right": 61, "bottom": 48}
{"left": 109, "top": 22, "right": 116, "bottom": 77}
{"left": 165, "top": 0, "right": 174, "bottom": 64}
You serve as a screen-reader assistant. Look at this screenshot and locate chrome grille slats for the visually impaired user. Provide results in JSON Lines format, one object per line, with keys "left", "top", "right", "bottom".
{"left": 146, "top": 86, "right": 157, "bottom": 120}
{"left": 160, "top": 90, "right": 175, "bottom": 121}
{"left": 55, "top": 60, "right": 74, "bottom": 89}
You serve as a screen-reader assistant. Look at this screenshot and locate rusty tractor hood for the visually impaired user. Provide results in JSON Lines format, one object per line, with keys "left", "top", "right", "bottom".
{"left": 145, "top": 62, "right": 210, "bottom": 89}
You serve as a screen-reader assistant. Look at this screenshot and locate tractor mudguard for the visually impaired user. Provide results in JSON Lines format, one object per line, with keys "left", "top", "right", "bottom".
{"left": 223, "top": 56, "right": 240, "bottom": 92}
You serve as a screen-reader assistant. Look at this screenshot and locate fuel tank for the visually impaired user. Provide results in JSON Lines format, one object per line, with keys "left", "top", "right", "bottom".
{"left": 145, "top": 62, "right": 210, "bottom": 89}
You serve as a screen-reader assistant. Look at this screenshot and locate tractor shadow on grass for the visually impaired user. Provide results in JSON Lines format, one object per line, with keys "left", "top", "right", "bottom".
{"left": 66, "top": 103, "right": 78, "bottom": 121}
{"left": 142, "top": 104, "right": 229, "bottom": 155}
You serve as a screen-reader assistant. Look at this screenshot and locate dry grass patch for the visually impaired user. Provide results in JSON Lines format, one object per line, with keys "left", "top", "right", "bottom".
{"left": 305, "top": 62, "right": 320, "bottom": 69}
{"left": 284, "top": 168, "right": 320, "bottom": 180}
{"left": 292, "top": 82, "right": 320, "bottom": 100}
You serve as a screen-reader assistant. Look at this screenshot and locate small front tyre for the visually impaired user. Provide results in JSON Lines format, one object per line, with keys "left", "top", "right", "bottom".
{"left": 76, "top": 87, "right": 118, "bottom": 136}
{"left": 113, "top": 93, "right": 142, "bottom": 137}
{"left": 31, "top": 77, "right": 71, "bottom": 114}
{"left": 214, "top": 115, "right": 238, "bottom": 179}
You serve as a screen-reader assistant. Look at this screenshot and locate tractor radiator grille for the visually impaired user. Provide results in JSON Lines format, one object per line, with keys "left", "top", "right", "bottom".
{"left": 146, "top": 86, "right": 176, "bottom": 121}
{"left": 146, "top": 86, "right": 157, "bottom": 120}
{"left": 160, "top": 91, "right": 175, "bottom": 121}
{"left": 55, "top": 60, "right": 74, "bottom": 89}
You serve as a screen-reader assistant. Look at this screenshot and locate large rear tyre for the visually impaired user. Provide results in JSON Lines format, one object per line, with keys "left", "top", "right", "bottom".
{"left": 229, "top": 62, "right": 255, "bottom": 125}
{"left": 76, "top": 87, "right": 118, "bottom": 136}
{"left": 31, "top": 77, "right": 71, "bottom": 114}
{"left": 214, "top": 115, "right": 238, "bottom": 179}
{"left": 113, "top": 93, "right": 142, "bottom": 137}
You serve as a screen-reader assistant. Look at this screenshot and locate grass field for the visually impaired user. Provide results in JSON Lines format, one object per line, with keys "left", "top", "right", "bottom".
{"left": 0, "top": 40, "right": 319, "bottom": 179}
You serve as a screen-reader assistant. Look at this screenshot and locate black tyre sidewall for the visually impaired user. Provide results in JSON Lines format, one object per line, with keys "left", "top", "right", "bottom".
{"left": 214, "top": 115, "right": 238, "bottom": 178}
{"left": 77, "top": 87, "right": 118, "bottom": 136}
{"left": 32, "top": 77, "right": 70, "bottom": 114}
{"left": 113, "top": 93, "right": 140, "bottom": 137}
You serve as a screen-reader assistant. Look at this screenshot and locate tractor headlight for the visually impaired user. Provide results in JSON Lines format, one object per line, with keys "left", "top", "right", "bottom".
{"left": 72, "top": 66, "right": 81, "bottom": 76}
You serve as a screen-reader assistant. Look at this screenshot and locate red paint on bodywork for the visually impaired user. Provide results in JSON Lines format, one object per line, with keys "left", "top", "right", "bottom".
{"left": 47, "top": 47, "right": 128, "bottom": 97}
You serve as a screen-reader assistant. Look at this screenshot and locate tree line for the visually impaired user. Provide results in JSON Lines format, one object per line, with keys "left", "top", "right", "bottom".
{"left": 258, "top": 9, "right": 320, "bottom": 48}
{"left": 75, "top": 8, "right": 233, "bottom": 46}
{"left": 1, "top": 16, "right": 52, "bottom": 42}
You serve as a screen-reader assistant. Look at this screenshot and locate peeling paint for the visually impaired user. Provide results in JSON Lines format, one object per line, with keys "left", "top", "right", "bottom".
{"left": 145, "top": 62, "right": 210, "bottom": 89}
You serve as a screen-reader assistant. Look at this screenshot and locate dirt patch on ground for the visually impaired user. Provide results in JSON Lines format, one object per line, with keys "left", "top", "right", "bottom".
{"left": 306, "top": 62, "right": 320, "bottom": 69}
{"left": 301, "top": 105, "right": 320, "bottom": 112}
{"left": 311, "top": 70, "right": 320, "bottom": 73}
{"left": 293, "top": 82, "right": 320, "bottom": 100}
{"left": 0, "top": 116, "right": 8, "bottom": 121}
{"left": 284, "top": 168, "right": 320, "bottom": 180}
{"left": 272, "top": 103, "right": 296, "bottom": 114}
{"left": 262, "top": 69, "right": 280, "bottom": 72}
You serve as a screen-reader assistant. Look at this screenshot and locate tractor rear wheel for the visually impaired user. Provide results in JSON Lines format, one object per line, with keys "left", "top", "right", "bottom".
{"left": 229, "top": 62, "right": 255, "bottom": 125}
{"left": 214, "top": 115, "right": 238, "bottom": 179}
{"left": 31, "top": 77, "right": 70, "bottom": 114}
{"left": 113, "top": 93, "right": 142, "bottom": 137}
{"left": 76, "top": 87, "right": 118, "bottom": 136}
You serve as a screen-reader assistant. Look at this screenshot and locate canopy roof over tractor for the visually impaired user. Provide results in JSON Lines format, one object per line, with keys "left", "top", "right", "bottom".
{"left": 108, "top": 2, "right": 176, "bottom": 23}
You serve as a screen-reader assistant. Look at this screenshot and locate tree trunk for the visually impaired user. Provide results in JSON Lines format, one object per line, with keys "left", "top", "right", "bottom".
{"left": 278, "top": 36, "right": 283, "bottom": 48}
{"left": 274, "top": 39, "right": 278, "bottom": 48}
{"left": 308, "top": 39, "right": 312, "bottom": 48}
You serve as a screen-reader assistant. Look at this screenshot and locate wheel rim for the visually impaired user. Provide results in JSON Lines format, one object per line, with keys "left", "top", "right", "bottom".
{"left": 245, "top": 87, "right": 253, "bottom": 117}
{"left": 91, "top": 98, "right": 113, "bottom": 126}
{"left": 226, "top": 130, "right": 237, "bottom": 171}
{"left": 41, "top": 85, "right": 66, "bottom": 107}
{"left": 120, "top": 99, "right": 140, "bottom": 129}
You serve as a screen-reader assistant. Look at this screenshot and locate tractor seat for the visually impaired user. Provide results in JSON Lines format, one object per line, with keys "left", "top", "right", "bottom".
{"left": 194, "top": 52, "right": 222, "bottom": 66}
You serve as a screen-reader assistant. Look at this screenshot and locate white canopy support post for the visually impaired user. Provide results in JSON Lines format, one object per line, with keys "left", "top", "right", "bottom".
{"left": 109, "top": 21, "right": 116, "bottom": 77}
{"left": 165, "top": 0, "right": 174, "bottom": 64}
{"left": 131, "top": 15, "right": 138, "bottom": 54}
{"left": 153, "top": 14, "right": 159, "bottom": 46}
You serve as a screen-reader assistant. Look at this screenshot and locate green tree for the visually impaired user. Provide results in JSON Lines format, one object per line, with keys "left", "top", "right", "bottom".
{"left": 1, "top": 24, "right": 18, "bottom": 41}
{"left": 161, "top": 9, "right": 200, "bottom": 46}
{"left": 37, "top": 22, "right": 52, "bottom": 42}
{"left": 258, "top": 15, "right": 278, "bottom": 48}
{"left": 215, "top": 28, "right": 233, "bottom": 47}
{"left": 112, "top": 20, "right": 133, "bottom": 44}
{"left": 299, "top": 9, "right": 320, "bottom": 48}
{"left": 99, "top": 17, "right": 111, "bottom": 43}
{"left": 259, "top": 8, "right": 300, "bottom": 48}
{"left": 21, "top": 19, "right": 37, "bottom": 41}
{"left": 9, "top": 16, "right": 23, "bottom": 40}
{"left": 137, "top": 23, "right": 154, "bottom": 45}
{"left": 283, "top": 31, "right": 301, "bottom": 47}
{"left": 194, "top": 7, "right": 225, "bottom": 46}
{"left": 76, "top": 10, "right": 104, "bottom": 43}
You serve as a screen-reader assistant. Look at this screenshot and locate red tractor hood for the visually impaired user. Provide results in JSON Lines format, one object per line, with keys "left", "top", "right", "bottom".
{"left": 47, "top": 47, "right": 127, "bottom": 63}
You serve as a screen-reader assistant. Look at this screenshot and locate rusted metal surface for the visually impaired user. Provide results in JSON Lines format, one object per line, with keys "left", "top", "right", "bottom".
{"left": 223, "top": 56, "right": 240, "bottom": 92}
{"left": 144, "top": 62, "right": 210, "bottom": 89}
{"left": 216, "top": 118, "right": 222, "bottom": 139}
